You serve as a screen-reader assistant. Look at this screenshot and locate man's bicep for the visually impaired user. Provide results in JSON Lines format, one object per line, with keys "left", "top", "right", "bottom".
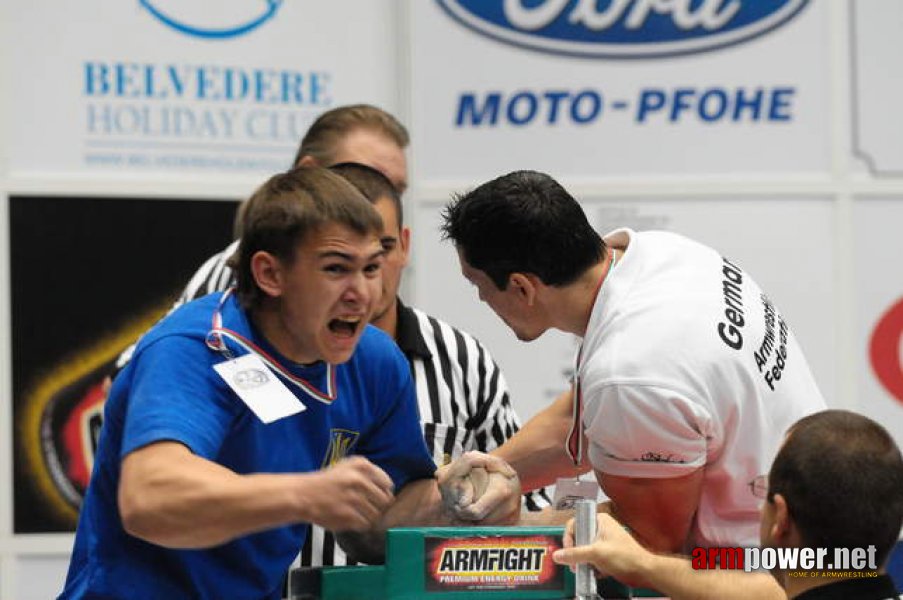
{"left": 599, "top": 468, "right": 705, "bottom": 553}
{"left": 123, "top": 337, "right": 235, "bottom": 459}
{"left": 120, "top": 441, "right": 194, "bottom": 492}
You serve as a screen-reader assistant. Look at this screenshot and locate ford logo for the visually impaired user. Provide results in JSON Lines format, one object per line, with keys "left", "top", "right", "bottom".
{"left": 140, "top": 0, "right": 283, "bottom": 40}
{"left": 437, "top": 0, "right": 810, "bottom": 59}
{"left": 870, "top": 297, "right": 903, "bottom": 406}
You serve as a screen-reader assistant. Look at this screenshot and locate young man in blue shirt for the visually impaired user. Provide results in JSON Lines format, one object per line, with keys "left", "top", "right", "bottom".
{"left": 59, "top": 167, "right": 520, "bottom": 599}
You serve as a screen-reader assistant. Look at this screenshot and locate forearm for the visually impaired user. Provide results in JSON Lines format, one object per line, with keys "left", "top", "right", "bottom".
{"left": 365, "top": 477, "right": 448, "bottom": 533}
{"left": 493, "top": 431, "right": 577, "bottom": 491}
{"left": 492, "top": 389, "right": 589, "bottom": 490}
{"left": 554, "top": 513, "right": 782, "bottom": 599}
{"left": 337, "top": 477, "right": 446, "bottom": 563}
{"left": 119, "top": 443, "right": 308, "bottom": 548}
{"left": 641, "top": 554, "right": 784, "bottom": 600}
{"left": 600, "top": 470, "right": 704, "bottom": 553}
{"left": 340, "top": 461, "right": 524, "bottom": 563}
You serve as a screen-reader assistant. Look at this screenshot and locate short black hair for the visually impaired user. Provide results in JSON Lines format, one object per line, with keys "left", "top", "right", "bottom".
{"left": 441, "top": 170, "right": 604, "bottom": 289}
{"left": 768, "top": 409, "right": 903, "bottom": 568}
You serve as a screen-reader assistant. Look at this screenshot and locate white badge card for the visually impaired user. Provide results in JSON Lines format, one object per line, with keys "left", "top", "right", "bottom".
{"left": 552, "top": 477, "right": 600, "bottom": 510}
{"left": 213, "top": 354, "right": 306, "bottom": 424}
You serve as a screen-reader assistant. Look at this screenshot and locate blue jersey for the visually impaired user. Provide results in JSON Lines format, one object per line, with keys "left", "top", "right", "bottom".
{"left": 59, "top": 292, "right": 435, "bottom": 600}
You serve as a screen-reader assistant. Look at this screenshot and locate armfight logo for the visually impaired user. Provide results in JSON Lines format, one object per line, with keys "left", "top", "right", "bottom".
{"left": 139, "top": 0, "right": 283, "bottom": 39}
{"left": 426, "top": 535, "right": 564, "bottom": 592}
{"left": 437, "top": 0, "right": 810, "bottom": 58}
{"left": 869, "top": 297, "right": 903, "bottom": 406}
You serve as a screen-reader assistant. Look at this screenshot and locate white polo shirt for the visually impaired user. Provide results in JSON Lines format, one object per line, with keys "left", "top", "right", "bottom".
{"left": 580, "top": 229, "right": 826, "bottom": 548}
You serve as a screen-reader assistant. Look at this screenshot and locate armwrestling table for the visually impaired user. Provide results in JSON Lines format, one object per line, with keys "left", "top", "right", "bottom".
{"left": 289, "top": 526, "right": 662, "bottom": 599}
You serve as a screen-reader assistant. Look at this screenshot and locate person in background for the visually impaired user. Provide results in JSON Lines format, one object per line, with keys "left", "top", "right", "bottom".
{"left": 59, "top": 167, "right": 521, "bottom": 600}
{"left": 146, "top": 104, "right": 411, "bottom": 307}
{"left": 554, "top": 409, "right": 903, "bottom": 600}
{"left": 441, "top": 169, "right": 826, "bottom": 552}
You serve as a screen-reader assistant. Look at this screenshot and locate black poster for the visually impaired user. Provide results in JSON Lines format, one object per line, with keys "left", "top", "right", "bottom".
{"left": 10, "top": 195, "right": 236, "bottom": 532}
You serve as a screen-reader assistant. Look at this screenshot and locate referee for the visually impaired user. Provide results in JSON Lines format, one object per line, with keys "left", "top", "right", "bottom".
{"left": 128, "top": 105, "right": 552, "bottom": 570}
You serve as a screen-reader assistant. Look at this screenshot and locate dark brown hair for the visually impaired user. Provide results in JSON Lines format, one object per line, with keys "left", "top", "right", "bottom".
{"left": 768, "top": 409, "right": 903, "bottom": 568}
{"left": 234, "top": 167, "right": 382, "bottom": 309}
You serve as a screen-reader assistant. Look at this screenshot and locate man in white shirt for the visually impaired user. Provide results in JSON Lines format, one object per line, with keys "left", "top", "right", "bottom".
{"left": 441, "top": 169, "right": 826, "bottom": 553}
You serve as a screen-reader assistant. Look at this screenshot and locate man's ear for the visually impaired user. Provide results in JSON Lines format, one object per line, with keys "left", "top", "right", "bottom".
{"left": 250, "top": 251, "right": 285, "bottom": 300}
{"left": 508, "top": 273, "right": 538, "bottom": 306}
{"left": 399, "top": 226, "right": 411, "bottom": 268}
{"left": 296, "top": 155, "right": 319, "bottom": 168}
{"left": 769, "top": 494, "right": 796, "bottom": 545}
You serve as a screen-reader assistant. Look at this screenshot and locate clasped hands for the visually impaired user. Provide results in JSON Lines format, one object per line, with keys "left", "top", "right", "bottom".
{"left": 436, "top": 451, "right": 522, "bottom": 526}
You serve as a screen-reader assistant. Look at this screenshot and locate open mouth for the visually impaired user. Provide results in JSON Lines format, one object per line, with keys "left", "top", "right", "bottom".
{"left": 328, "top": 316, "right": 363, "bottom": 338}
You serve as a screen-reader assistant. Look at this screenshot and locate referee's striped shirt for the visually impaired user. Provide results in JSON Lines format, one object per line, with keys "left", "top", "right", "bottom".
{"left": 158, "top": 242, "right": 553, "bottom": 569}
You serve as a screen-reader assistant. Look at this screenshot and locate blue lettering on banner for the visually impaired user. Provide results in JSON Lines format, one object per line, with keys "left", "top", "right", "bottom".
{"left": 81, "top": 60, "right": 333, "bottom": 171}
{"left": 636, "top": 87, "right": 794, "bottom": 122}
{"left": 84, "top": 104, "right": 317, "bottom": 143}
{"left": 84, "top": 62, "right": 328, "bottom": 105}
{"left": 456, "top": 87, "right": 795, "bottom": 127}
{"left": 457, "top": 90, "right": 603, "bottom": 126}
{"left": 437, "top": 0, "right": 810, "bottom": 59}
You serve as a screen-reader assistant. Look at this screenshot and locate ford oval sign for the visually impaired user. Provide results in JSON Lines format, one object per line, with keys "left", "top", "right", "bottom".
{"left": 870, "top": 297, "right": 903, "bottom": 406}
{"left": 437, "top": 0, "right": 810, "bottom": 59}
{"left": 140, "top": 0, "right": 283, "bottom": 40}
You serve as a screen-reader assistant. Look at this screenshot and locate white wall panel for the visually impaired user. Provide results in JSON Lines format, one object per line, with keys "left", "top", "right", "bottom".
{"left": 851, "top": 0, "right": 903, "bottom": 176}
{"left": 12, "top": 556, "right": 69, "bottom": 600}
{"left": 854, "top": 198, "right": 903, "bottom": 450}
{"left": 3, "top": 1, "right": 399, "bottom": 178}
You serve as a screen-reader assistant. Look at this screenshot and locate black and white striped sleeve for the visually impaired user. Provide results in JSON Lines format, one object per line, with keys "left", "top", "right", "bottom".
{"left": 176, "top": 239, "right": 239, "bottom": 305}
{"left": 461, "top": 334, "right": 553, "bottom": 511}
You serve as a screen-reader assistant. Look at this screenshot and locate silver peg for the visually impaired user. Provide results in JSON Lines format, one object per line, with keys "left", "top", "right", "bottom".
{"left": 574, "top": 498, "right": 602, "bottom": 600}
